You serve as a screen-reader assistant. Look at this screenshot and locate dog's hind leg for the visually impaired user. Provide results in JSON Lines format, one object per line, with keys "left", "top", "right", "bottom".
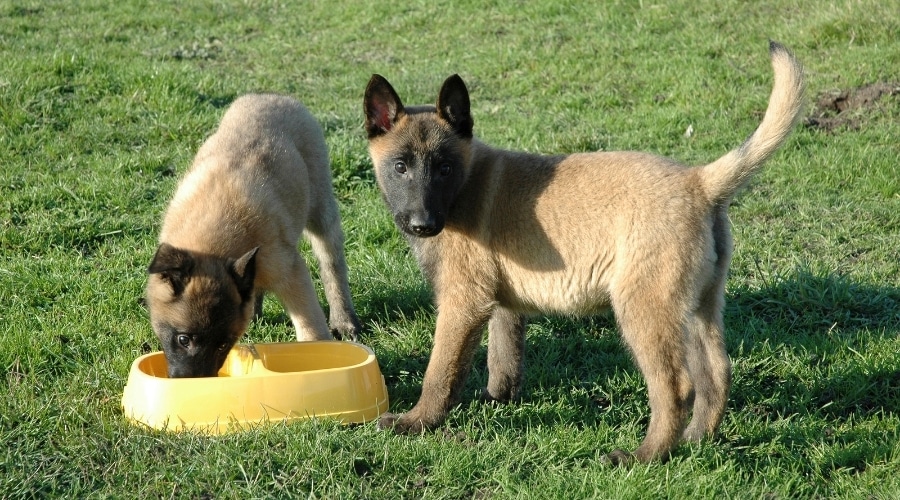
{"left": 608, "top": 287, "right": 693, "bottom": 465}
{"left": 683, "top": 213, "right": 732, "bottom": 441}
{"left": 305, "top": 199, "right": 363, "bottom": 341}
{"left": 682, "top": 300, "right": 730, "bottom": 442}
{"left": 484, "top": 306, "right": 527, "bottom": 402}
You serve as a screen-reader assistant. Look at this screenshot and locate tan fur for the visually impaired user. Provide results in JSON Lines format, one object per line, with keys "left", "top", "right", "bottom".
{"left": 364, "top": 43, "right": 805, "bottom": 463}
{"left": 146, "top": 94, "right": 361, "bottom": 377}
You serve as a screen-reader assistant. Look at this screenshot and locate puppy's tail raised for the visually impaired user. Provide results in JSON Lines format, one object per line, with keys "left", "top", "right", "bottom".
{"left": 699, "top": 41, "right": 805, "bottom": 205}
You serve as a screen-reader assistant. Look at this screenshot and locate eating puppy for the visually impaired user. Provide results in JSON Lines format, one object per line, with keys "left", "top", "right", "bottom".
{"left": 146, "top": 94, "right": 361, "bottom": 378}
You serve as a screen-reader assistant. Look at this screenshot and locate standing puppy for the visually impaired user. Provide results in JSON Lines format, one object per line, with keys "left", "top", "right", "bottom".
{"left": 363, "top": 42, "right": 804, "bottom": 464}
{"left": 146, "top": 94, "right": 361, "bottom": 378}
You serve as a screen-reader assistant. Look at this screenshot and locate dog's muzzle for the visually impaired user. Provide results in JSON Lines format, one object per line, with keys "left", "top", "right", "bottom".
{"left": 401, "top": 213, "right": 443, "bottom": 237}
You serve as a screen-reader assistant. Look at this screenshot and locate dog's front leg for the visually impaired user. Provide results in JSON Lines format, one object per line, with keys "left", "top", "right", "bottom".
{"left": 270, "top": 253, "right": 333, "bottom": 341}
{"left": 305, "top": 202, "right": 363, "bottom": 341}
{"left": 483, "top": 306, "right": 526, "bottom": 402}
{"left": 379, "top": 298, "right": 493, "bottom": 434}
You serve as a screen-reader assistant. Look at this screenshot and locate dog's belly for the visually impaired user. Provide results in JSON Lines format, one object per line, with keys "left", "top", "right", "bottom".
{"left": 498, "top": 257, "right": 614, "bottom": 316}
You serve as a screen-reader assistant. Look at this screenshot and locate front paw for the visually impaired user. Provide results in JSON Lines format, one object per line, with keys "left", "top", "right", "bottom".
{"left": 479, "top": 387, "right": 519, "bottom": 403}
{"left": 599, "top": 449, "right": 636, "bottom": 467}
{"left": 330, "top": 317, "right": 363, "bottom": 342}
{"left": 376, "top": 412, "right": 427, "bottom": 434}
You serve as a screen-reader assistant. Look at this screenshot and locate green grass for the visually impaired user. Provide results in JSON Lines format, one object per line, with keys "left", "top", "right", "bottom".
{"left": 2, "top": 0, "right": 899, "bottom": 497}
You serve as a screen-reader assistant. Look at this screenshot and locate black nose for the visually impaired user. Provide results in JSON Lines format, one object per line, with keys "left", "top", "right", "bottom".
{"left": 409, "top": 223, "right": 436, "bottom": 236}
{"left": 405, "top": 213, "right": 442, "bottom": 237}
{"left": 166, "top": 359, "right": 219, "bottom": 378}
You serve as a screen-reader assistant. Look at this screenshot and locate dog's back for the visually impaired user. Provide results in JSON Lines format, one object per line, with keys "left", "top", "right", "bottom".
{"left": 464, "top": 150, "right": 708, "bottom": 316}
{"left": 160, "top": 94, "right": 328, "bottom": 270}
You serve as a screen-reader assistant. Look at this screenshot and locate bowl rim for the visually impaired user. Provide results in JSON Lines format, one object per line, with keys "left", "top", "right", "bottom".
{"left": 129, "top": 340, "right": 380, "bottom": 381}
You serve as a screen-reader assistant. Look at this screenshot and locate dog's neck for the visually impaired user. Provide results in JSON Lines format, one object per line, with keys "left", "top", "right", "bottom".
{"left": 445, "top": 140, "right": 500, "bottom": 228}
{"left": 445, "top": 139, "right": 563, "bottom": 231}
{"left": 470, "top": 138, "right": 565, "bottom": 171}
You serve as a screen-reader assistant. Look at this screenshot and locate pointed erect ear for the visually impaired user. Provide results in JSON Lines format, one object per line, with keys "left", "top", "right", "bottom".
{"left": 436, "top": 74, "right": 473, "bottom": 138}
{"left": 147, "top": 243, "right": 195, "bottom": 296}
{"left": 229, "top": 247, "right": 258, "bottom": 302}
{"left": 364, "top": 74, "right": 405, "bottom": 138}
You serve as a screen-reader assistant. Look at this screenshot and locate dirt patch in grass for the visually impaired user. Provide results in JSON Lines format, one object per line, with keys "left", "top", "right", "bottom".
{"left": 805, "top": 82, "right": 900, "bottom": 132}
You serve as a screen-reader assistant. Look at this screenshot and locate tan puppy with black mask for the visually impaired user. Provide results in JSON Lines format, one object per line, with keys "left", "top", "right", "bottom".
{"left": 146, "top": 94, "right": 361, "bottom": 378}
{"left": 363, "top": 42, "right": 804, "bottom": 464}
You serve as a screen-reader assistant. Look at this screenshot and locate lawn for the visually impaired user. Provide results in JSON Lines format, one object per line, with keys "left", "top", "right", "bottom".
{"left": 1, "top": 0, "right": 898, "bottom": 498}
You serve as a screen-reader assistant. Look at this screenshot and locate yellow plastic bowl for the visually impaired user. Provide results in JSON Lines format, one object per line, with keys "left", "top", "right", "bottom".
{"left": 121, "top": 341, "right": 389, "bottom": 434}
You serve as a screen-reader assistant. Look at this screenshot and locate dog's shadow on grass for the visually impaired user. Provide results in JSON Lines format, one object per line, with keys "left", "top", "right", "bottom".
{"left": 724, "top": 269, "right": 900, "bottom": 419}
{"left": 716, "top": 270, "right": 900, "bottom": 472}
{"left": 357, "top": 280, "right": 434, "bottom": 328}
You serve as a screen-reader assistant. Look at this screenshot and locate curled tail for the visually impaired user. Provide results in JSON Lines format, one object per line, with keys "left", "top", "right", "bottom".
{"left": 699, "top": 41, "right": 805, "bottom": 204}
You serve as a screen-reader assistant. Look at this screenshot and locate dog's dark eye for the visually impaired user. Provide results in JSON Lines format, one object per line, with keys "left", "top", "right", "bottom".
{"left": 217, "top": 342, "right": 229, "bottom": 352}
{"left": 177, "top": 334, "right": 191, "bottom": 348}
{"left": 439, "top": 164, "right": 452, "bottom": 176}
{"left": 394, "top": 161, "right": 407, "bottom": 174}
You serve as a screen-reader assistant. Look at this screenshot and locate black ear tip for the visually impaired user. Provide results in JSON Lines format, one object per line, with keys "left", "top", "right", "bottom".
{"left": 445, "top": 74, "right": 466, "bottom": 86}
{"left": 147, "top": 243, "right": 192, "bottom": 275}
{"left": 440, "top": 75, "right": 470, "bottom": 104}
{"left": 367, "top": 74, "right": 391, "bottom": 90}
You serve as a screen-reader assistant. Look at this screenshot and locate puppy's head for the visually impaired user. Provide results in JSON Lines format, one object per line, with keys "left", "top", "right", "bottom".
{"left": 363, "top": 74, "right": 473, "bottom": 238}
{"left": 145, "top": 243, "right": 258, "bottom": 378}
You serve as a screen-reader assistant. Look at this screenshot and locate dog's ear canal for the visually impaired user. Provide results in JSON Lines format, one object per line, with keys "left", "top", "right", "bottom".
{"left": 436, "top": 74, "right": 473, "bottom": 138}
{"left": 229, "top": 246, "right": 259, "bottom": 302}
{"left": 364, "top": 74, "right": 405, "bottom": 138}
{"left": 147, "top": 243, "right": 194, "bottom": 296}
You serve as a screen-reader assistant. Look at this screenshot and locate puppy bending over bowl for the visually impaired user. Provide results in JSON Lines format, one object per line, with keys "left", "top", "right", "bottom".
{"left": 146, "top": 94, "right": 361, "bottom": 378}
